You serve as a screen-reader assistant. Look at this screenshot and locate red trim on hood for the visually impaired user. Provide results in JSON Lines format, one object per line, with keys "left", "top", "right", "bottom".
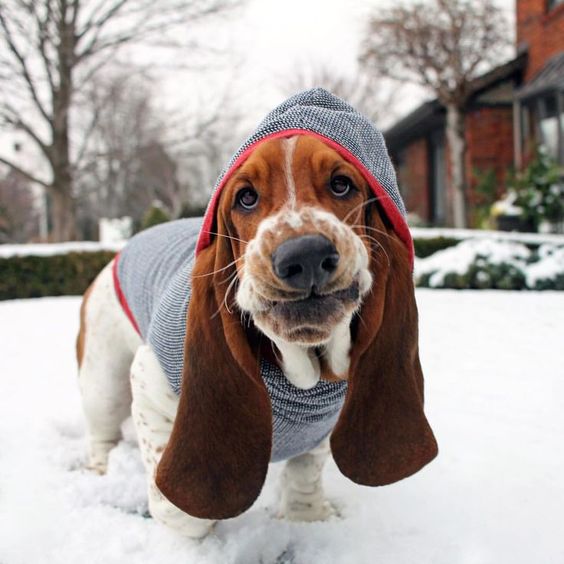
{"left": 195, "top": 128, "right": 414, "bottom": 268}
{"left": 112, "top": 253, "right": 141, "bottom": 336}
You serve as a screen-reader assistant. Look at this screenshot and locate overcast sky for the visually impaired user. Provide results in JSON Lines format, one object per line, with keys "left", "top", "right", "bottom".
{"left": 0, "top": 0, "right": 517, "bottom": 173}
{"left": 151, "top": 0, "right": 517, "bottom": 130}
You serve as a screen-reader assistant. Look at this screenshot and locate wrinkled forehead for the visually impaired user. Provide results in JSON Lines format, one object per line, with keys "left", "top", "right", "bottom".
{"left": 232, "top": 135, "right": 356, "bottom": 183}
{"left": 197, "top": 132, "right": 413, "bottom": 266}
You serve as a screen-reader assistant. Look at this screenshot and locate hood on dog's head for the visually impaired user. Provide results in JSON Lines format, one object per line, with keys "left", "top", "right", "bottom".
{"left": 196, "top": 88, "right": 414, "bottom": 268}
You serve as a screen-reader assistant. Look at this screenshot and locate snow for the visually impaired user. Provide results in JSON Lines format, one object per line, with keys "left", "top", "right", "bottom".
{"left": 414, "top": 238, "right": 564, "bottom": 289}
{"left": 1, "top": 292, "right": 564, "bottom": 564}
{"left": 410, "top": 226, "right": 564, "bottom": 246}
{"left": 0, "top": 241, "right": 123, "bottom": 258}
{"left": 414, "top": 239, "right": 532, "bottom": 287}
{"left": 526, "top": 244, "right": 564, "bottom": 287}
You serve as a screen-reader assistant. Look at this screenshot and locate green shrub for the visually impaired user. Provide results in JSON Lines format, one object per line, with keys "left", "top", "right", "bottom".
{"left": 532, "top": 274, "right": 564, "bottom": 291}
{"left": 507, "top": 148, "right": 564, "bottom": 230}
{"left": 416, "top": 256, "right": 530, "bottom": 291}
{"left": 413, "top": 237, "right": 460, "bottom": 258}
{"left": 0, "top": 251, "right": 115, "bottom": 300}
{"left": 141, "top": 204, "right": 170, "bottom": 231}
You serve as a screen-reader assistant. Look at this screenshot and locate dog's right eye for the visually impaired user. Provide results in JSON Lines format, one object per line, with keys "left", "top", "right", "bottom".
{"left": 236, "top": 188, "right": 259, "bottom": 211}
{"left": 330, "top": 175, "right": 355, "bottom": 198}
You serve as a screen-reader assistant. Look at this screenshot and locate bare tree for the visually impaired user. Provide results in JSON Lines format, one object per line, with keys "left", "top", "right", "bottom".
{"left": 76, "top": 72, "right": 162, "bottom": 226}
{"left": 281, "top": 64, "right": 402, "bottom": 127}
{"left": 170, "top": 89, "right": 245, "bottom": 213}
{"left": 0, "top": 0, "right": 241, "bottom": 241}
{"left": 360, "top": 0, "right": 510, "bottom": 228}
{"left": 76, "top": 70, "right": 244, "bottom": 233}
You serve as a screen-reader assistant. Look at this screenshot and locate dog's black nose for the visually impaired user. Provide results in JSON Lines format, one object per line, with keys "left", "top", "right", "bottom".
{"left": 272, "top": 235, "right": 339, "bottom": 291}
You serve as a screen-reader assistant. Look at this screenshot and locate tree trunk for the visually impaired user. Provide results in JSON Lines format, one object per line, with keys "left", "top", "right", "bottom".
{"left": 50, "top": 182, "right": 76, "bottom": 241}
{"left": 48, "top": 4, "right": 76, "bottom": 242}
{"left": 445, "top": 104, "right": 467, "bottom": 228}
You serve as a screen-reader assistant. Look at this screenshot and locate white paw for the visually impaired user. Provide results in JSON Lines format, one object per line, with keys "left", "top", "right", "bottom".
{"left": 283, "top": 349, "right": 320, "bottom": 390}
{"left": 149, "top": 483, "right": 215, "bottom": 539}
{"left": 325, "top": 315, "right": 352, "bottom": 378}
{"left": 86, "top": 439, "right": 118, "bottom": 474}
{"left": 279, "top": 499, "right": 338, "bottom": 522}
{"left": 326, "top": 349, "right": 350, "bottom": 378}
{"left": 85, "top": 462, "right": 107, "bottom": 475}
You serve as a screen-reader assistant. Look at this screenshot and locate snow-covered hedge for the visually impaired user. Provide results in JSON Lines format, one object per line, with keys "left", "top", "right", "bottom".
{"left": 0, "top": 241, "right": 124, "bottom": 259}
{"left": 2, "top": 232, "right": 564, "bottom": 301}
{"left": 0, "top": 250, "right": 116, "bottom": 300}
{"left": 415, "top": 239, "right": 564, "bottom": 290}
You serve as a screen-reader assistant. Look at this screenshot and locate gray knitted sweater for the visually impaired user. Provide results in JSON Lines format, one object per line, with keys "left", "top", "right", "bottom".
{"left": 115, "top": 218, "right": 348, "bottom": 463}
{"left": 114, "top": 88, "right": 411, "bottom": 462}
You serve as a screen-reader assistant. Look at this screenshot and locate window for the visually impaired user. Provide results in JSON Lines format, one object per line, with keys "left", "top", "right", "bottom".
{"left": 548, "top": 0, "right": 564, "bottom": 11}
{"left": 394, "top": 150, "right": 410, "bottom": 200}
{"left": 539, "top": 95, "right": 560, "bottom": 158}
{"left": 520, "top": 93, "right": 564, "bottom": 165}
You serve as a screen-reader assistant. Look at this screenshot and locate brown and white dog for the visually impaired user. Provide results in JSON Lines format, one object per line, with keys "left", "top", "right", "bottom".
{"left": 77, "top": 133, "right": 438, "bottom": 538}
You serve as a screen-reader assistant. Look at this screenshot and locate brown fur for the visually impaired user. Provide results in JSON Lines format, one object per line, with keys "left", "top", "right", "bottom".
{"left": 76, "top": 281, "right": 95, "bottom": 368}
{"left": 155, "top": 134, "right": 437, "bottom": 519}
{"left": 331, "top": 206, "right": 438, "bottom": 485}
{"left": 154, "top": 224, "right": 272, "bottom": 520}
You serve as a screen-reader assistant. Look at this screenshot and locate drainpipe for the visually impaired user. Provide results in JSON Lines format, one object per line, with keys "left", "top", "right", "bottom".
{"left": 513, "top": 98, "right": 522, "bottom": 170}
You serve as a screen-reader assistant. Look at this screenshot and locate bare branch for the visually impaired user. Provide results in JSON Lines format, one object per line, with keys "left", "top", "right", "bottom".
{"left": 76, "top": 0, "right": 128, "bottom": 39}
{"left": 0, "top": 105, "right": 52, "bottom": 159}
{"left": 0, "top": 155, "right": 50, "bottom": 187}
{"left": 360, "top": 0, "right": 511, "bottom": 106}
{"left": 32, "top": 0, "right": 57, "bottom": 93}
{"left": 0, "top": 0, "right": 245, "bottom": 240}
{"left": 0, "top": 7, "right": 52, "bottom": 124}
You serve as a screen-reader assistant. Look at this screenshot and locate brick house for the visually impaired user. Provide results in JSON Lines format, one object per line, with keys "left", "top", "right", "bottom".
{"left": 384, "top": 0, "right": 564, "bottom": 226}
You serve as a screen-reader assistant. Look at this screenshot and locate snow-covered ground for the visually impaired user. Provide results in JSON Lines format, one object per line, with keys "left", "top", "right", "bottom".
{"left": 1, "top": 292, "right": 563, "bottom": 564}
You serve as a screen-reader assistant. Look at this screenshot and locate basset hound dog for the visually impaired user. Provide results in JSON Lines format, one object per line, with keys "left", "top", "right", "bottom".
{"left": 77, "top": 89, "right": 438, "bottom": 538}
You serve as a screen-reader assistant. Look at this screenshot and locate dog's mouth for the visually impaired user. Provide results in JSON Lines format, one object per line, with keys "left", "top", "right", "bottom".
{"left": 253, "top": 282, "right": 360, "bottom": 345}
{"left": 269, "top": 283, "right": 360, "bottom": 324}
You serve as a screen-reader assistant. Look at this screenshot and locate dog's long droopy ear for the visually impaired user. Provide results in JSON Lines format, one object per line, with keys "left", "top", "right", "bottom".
{"left": 330, "top": 231, "right": 438, "bottom": 486}
{"left": 155, "top": 236, "right": 272, "bottom": 520}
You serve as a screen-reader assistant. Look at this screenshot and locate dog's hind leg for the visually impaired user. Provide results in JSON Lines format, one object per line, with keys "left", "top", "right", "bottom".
{"left": 130, "top": 344, "right": 215, "bottom": 538}
{"left": 77, "top": 260, "right": 142, "bottom": 474}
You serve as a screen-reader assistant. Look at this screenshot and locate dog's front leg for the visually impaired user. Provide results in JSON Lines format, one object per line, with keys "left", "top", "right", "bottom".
{"left": 325, "top": 313, "right": 353, "bottom": 378}
{"left": 278, "top": 438, "right": 336, "bottom": 522}
{"left": 130, "top": 345, "right": 215, "bottom": 538}
{"left": 269, "top": 335, "right": 321, "bottom": 390}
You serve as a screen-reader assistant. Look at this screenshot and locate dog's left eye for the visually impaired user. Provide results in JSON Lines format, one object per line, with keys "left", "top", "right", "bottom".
{"left": 330, "top": 176, "right": 354, "bottom": 197}
{"left": 236, "top": 187, "right": 259, "bottom": 210}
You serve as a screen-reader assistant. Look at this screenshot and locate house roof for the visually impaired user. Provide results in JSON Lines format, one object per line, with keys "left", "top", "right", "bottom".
{"left": 465, "top": 54, "right": 526, "bottom": 98}
{"left": 385, "top": 100, "right": 444, "bottom": 152}
{"left": 516, "top": 52, "right": 564, "bottom": 99}
{"left": 384, "top": 54, "right": 526, "bottom": 152}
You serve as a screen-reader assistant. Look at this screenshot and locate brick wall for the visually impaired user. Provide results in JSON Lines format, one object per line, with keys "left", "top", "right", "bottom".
{"left": 397, "top": 138, "right": 430, "bottom": 222}
{"left": 517, "top": 0, "right": 564, "bottom": 80}
{"left": 465, "top": 106, "right": 515, "bottom": 225}
{"left": 465, "top": 106, "right": 515, "bottom": 194}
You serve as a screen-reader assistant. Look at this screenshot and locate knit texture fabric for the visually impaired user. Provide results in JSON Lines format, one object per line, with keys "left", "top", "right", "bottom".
{"left": 115, "top": 219, "right": 347, "bottom": 462}
{"left": 196, "top": 87, "right": 413, "bottom": 265}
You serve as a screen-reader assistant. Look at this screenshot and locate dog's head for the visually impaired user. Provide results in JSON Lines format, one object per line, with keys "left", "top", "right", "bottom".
{"left": 232, "top": 136, "right": 371, "bottom": 348}
{"left": 155, "top": 131, "right": 437, "bottom": 520}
